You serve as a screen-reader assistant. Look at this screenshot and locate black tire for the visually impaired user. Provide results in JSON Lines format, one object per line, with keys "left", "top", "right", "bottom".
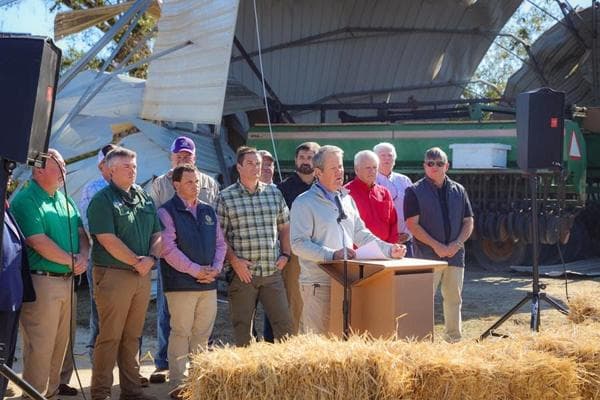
{"left": 470, "top": 238, "right": 529, "bottom": 270}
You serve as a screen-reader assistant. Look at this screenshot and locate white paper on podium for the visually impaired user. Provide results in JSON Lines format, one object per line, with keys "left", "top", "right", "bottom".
{"left": 355, "top": 241, "right": 388, "bottom": 260}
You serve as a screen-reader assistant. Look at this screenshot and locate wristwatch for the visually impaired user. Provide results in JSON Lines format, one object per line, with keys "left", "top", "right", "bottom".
{"left": 150, "top": 255, "right": 159, "bottom": 262}
{"left": 280, "top": 253, "right": 291, "bottom": 261}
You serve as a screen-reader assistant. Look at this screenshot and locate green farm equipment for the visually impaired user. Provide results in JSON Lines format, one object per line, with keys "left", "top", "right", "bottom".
{"left": 248, "top": 117, "right": 600, "bottom": 268}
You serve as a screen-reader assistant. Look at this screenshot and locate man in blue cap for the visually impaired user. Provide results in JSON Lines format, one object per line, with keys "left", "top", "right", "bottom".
{"left": 148, "top": 136, "right": 219, "bottom": 383}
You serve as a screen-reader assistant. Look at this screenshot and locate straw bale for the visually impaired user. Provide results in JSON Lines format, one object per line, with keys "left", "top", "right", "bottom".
{"left": 377, "top": 340, "right": 579, "bottom": 400}
{"left": 186, "top": 333, "right": 584, "bottom": 400}
{"left": 515, "top": 323, "right": 600, "bottom": 399}
{"left": 186, "top": 334, "right": 402, "bottom": 400}
{"left": 568, "top": 294, "right": 600, "bottom": 324}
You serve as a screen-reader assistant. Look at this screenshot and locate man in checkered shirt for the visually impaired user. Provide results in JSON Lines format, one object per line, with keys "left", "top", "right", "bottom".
{"left": 216, "top": 146, "right": 293, "bottom": 346}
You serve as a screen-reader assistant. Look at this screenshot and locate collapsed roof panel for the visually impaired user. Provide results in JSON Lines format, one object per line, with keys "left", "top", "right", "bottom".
{"left": 504, "top": 6, "right": 594, "bottom": 107}
{"left": 231, "top": 0, "right": 522, "bottom": 122}
{"left": 141, "top": 0, "right": 241, "bottom": 125}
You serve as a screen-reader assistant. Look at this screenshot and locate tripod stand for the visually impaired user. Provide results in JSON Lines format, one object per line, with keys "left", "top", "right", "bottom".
{"left": 0, "top": 344, "right": 46, "bottom": 400}
{"left": 480, "top": 173, "right": 569, "bottom": 340}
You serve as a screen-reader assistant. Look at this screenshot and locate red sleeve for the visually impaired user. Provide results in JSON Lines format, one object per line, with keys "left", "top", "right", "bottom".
{"left": 386, "top": 189, "right": 399, "bottom": 243}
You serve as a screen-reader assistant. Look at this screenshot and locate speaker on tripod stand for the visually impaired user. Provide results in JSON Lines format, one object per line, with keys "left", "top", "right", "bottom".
{"left": 0, "top": 34, "right": 61, "bottom": 400}
{"left": 480, "top": 87, "right": 569, "bottom": 340}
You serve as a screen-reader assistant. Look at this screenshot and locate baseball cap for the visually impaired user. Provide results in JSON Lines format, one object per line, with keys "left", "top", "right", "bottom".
{"left": 258, "top": 149, "right": 274, "bottom": 161}
{"left": 171, "top": 136, "right": 196, "bottom": 155}
{"left": 97, "top": 144, "right": 117, "bottom": 165}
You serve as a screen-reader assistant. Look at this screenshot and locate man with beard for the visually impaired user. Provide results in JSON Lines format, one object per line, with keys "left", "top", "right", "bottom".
{"left": 263, "top": 142, "right": 320, "bottom": 340}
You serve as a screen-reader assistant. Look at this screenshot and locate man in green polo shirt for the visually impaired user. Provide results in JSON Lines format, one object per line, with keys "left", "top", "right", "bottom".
{"left": 87, "top": 147, "right": 161, "bottom": 400}
{"left": 10, "top": 148, "right": 89, "bottom": 398}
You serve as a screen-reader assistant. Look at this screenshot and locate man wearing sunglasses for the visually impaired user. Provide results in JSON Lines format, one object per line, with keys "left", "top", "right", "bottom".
{"left": 404, "top": 147, "right": 474, "bottom": 342}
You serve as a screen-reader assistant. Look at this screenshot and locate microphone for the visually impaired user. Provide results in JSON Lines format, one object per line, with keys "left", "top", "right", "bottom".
{"left": 334, "top": 194, "right": 347, "bottom": 223}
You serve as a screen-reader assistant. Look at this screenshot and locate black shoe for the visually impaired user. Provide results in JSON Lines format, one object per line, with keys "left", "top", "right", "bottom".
{"left": 119, "top": 394, "right": 158, "bottom": 400}
{"left": 140, "top": 376, "right": 149, "bottom": 387}
{"left": 149, "top": 368, "right": 167, "bottom": 384}
{"left": 58, "top": 384, "right": 78, "bottom": 396}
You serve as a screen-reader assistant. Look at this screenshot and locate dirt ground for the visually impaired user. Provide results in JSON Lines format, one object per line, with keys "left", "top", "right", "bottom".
{"left": 5, "top": 263, "right": 600, "bottom": 399}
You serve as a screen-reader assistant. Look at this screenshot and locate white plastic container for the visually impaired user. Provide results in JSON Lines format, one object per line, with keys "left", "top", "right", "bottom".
{"left": 449, "top": 143, "right": 511, "bottom": 169}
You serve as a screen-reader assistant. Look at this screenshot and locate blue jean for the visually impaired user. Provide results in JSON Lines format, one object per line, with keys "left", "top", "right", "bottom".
{"left": 155, "top": 267, "right": 170, "bottom": 370}
{"left": 87, "top": 263, "right": 99, "bottom": 350}
{"left": 263, "top": 315, "right": 274, "bottom": 343}
{"left": 405, "top": 239, "right": 414, "bottom": 258}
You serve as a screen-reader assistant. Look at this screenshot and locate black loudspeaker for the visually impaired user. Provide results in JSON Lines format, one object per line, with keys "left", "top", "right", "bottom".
{"left": 0, "top": 34, "right": 62, "bottom": 167}
{"left": 516, "top": 87, "right": 564, "bottom": 170}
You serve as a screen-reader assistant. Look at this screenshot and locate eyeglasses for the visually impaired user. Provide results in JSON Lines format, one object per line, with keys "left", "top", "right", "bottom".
{"left": 425, "top": 160, "right": 446, "bottom": 168}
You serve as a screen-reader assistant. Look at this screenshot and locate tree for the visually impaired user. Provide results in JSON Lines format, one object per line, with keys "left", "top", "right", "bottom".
{"left": 48, "top": 0, "right": 157, "bottom": 78}
{"left": 464, "top": 0, "right": 564, "bottom": 100}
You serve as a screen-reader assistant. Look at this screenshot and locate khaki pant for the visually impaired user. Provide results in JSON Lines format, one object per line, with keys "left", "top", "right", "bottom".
{"left": 433, "top": 266, "right": 464, "bottom": 342}
{"left": 282, "top": 255, "right": 303, "bottom": 334}
{"left": 165, "top": 290, "right": 217, "bottom": 387}
{"left": 60, "top": 291, "right": 77, "bottom": 385}
{"left": 20, "top": 275, "right": 72, "bottom": 398}
{"left": 228, "top": 272, "right": 293, "bottom": 346}
{"left": 91, "top": 267, "right": 151, "bottom": 400}
{"left": 300, "top": 283, "right": 331, "bottom": 335}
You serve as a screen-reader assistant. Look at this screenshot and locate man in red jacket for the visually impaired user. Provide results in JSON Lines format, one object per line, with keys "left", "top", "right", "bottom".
{"left": 345, "top": 150, "right": 398, "bottom": 244}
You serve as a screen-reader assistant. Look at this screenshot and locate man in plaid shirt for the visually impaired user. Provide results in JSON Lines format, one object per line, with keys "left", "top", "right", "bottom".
{"left": 216, "top": 146, "right": 293, "bottom": 346}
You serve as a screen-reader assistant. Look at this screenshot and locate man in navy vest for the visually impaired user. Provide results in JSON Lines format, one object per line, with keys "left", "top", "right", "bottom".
{"left": 157, "top": 164, "right": 226, "bottom": 399}
{"left": 405, "top": 147, "right": 474, "bottom": 342}
{"left": 0, "top": 199, "right": 35, "bottom": 398}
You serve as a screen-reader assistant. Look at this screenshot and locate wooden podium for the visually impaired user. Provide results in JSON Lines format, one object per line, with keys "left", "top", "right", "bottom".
{"left": 320, "top": 258, "right": 447, "bottom": 340}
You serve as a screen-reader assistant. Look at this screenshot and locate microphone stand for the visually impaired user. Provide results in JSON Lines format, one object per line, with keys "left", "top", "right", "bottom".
{"left": 335, "top": 194, "right": 350, "bottom": 340}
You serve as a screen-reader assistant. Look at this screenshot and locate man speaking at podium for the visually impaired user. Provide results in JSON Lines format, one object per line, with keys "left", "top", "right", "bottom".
{"left": 290, "top": 145, "right": 406, "bottom": 334}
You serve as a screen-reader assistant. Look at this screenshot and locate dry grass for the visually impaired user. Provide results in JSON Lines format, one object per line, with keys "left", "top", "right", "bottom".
{"left": 568, "top": 294, "right": 600, "bottom": 324}
{"left": 186, "top": 334, "right": 585, "bottom": 400}
{"left": 515, "top": 323, "right": 600, "bottom": 400}
{"left": 184, "top": 284, "right": 600, "bottom": 400}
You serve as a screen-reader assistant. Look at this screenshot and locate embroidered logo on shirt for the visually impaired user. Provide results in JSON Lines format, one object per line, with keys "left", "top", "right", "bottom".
{"left": 204, "top": 214, "right": 215, "bottom": 225}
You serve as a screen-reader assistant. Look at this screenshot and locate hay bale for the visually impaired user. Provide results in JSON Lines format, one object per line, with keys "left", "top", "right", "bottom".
{"left": 568, "top": 295, "right": 600, "bottom": 324}
{"left": 516, "top": 323, "right": 600, "bottom": 399}
{"left": 186, "top": 334, "right": 404, "bottom": 400}
{"left": 377, "top": 340, "right": 579, "bottom": 400}
{"left": 186, "top": 333, "right": 583, "bottom": 400}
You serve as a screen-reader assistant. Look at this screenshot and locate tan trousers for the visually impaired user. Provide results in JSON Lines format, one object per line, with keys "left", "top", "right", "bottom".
{"left": 165, "top": 290, "right": 217, "bottom": 387}
{"left": 20, "top": 275, "right": 72, "bottom": 398}
{"left": 433, "top": 266, "right": 464, "bottom": 342}
{"left": 91, "top": 267, "right": 151, "bottom": 400}
{"left": 300, "top": 283, "right": 331, "bottom": 335}
{"left": 282, "top": 255, "right": 303, "bottom": 334}
{"left": 60, "top": 291, "right": 77, "bottom": 385}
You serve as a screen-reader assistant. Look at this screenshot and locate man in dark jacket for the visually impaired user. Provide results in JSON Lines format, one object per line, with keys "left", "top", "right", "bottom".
{"left": 157, "top": 164, "right": 226, "bottom": 399}
{"left": 405, "top": 147, "right": 474, "bottom": 342}
{"left": 0, "top": 196, "right": 36, "bottom": 398}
